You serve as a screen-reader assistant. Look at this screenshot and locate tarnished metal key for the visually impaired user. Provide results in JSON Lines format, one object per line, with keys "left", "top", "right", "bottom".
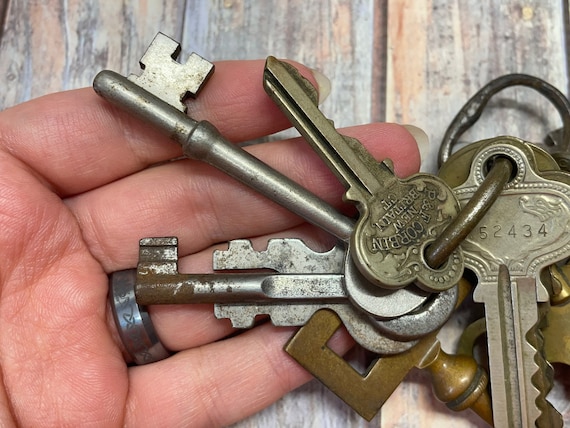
{"left": 263, "top": 57, "right": 463, "bottom": 292}
{"left": 133, "top": 237, "right": 459, "bottom": 354}
{"left": 93, "top": 33, "right": 354, "bottom": 243}
{"left": 439, "top": 137, "right": 566, "bottom": 427}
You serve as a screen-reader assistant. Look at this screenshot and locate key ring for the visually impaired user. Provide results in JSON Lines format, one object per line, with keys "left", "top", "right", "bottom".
{"left": 438, "top": 73, "right": 570, "bottom": 167}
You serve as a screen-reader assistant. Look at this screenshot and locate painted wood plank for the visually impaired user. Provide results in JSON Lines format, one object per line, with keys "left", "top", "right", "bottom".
{"left": 182, "top": 0, "right": 376, "bottom": 129}
{"left": 0, "top": 0, "right": 186, "bottom": 108}
{"left": 1, "top": 0, "right": 568, "bottom": 426}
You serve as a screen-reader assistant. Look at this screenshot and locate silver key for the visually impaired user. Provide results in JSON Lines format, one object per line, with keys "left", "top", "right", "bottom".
{"left": 263, "top": 57, "right": 463, "bottom": 292}
{"left": 134, "top": 237, "right": 458, "bottom": 354}
{"left": 451, "top": 138, "right": 565, "bottom": 427}
{"left": 93, "top": 33, "right": 354, "bottom": 243}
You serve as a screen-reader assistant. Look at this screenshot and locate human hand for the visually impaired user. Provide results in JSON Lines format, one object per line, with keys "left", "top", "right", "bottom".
{"left": 0, "top": 60, "right": 420, "bottom": 427}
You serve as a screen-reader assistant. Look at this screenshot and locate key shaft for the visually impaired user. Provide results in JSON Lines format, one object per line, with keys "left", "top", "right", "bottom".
{"left": 93, "top": 70, "right": 354, "bottom": 242}
{"left": 135, "top": 272, "right": 346, "bottom": 305}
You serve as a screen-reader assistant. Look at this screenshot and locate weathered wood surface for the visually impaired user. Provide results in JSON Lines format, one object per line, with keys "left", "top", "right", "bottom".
{"left": 1, "top": 1, "right": 569, "bottom": 426}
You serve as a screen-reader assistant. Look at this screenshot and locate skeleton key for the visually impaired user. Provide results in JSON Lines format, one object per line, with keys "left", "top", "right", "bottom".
{"left": 93, "top": 33, "right": 354, "bottom": 243}
{"left": 263, "top": 57, "right": 463, "bottom": 292}
{"left": 133, "top": 237, "right": 459, "bottom": 354}
{"left": 439, "top": 136, "right": 566, "bottom": 427}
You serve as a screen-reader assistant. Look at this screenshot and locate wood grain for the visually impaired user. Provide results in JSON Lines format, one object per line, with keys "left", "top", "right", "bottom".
{"left": 386, "top": 0, "right": 569, "bottom": 173}
{"left": 1, "top": 0, "right": 569, "bottom": 426}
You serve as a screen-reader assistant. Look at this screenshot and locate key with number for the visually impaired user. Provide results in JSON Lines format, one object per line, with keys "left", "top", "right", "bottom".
{"left": 263, "top": 57, "right": 463, "bottom": 292}
{"left": 439, "top": 136, "right": 566, "bottom": 427}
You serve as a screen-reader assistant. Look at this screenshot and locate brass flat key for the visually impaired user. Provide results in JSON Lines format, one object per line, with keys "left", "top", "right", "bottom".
{"left": 263, "top": 57, "right": 463, "bottom": 292}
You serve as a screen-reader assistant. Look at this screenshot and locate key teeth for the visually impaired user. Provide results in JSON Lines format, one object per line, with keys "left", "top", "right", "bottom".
{"left": 214, "top": 305, "right": 257, "bottom": 328}
{"left": 529, "top": 304, "right": 563, "bottom": 427}
{"left": 213, "top": 238, "right": 344, "bottom": 273}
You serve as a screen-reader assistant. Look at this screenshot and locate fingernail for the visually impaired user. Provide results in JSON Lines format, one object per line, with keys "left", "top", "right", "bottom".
{"left": 310, "top": 68, "right": 331, "bottom": 105}
{"left": 403, "top": 124, "right": 430, "bottom": 164}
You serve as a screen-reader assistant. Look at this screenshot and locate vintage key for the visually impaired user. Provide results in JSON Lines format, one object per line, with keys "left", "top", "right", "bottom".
{"left": 93, "top": 33, "right": 354, "bottom": 244}
{"left": 133, "top": 236, "right": 459, "bottom": 354}
{"left": 439, "top": 136, "right": 566, "bottom": 427}
{"left": 263, "top": 57, "right": 463, "bottom": 292}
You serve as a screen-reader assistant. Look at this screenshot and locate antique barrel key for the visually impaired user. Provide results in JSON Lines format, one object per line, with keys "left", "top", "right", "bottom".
{"left": 263, "top": 58, "right": 463, "bottom": 292}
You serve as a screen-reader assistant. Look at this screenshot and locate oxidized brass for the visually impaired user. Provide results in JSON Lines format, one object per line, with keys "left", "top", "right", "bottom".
{"left": 264, "top": 57, "right": 463, "bottom": 292}
{"left": 285, "top": 279, "right": 493, "bottom": 424}
{"left": 542, "top": 264, "right": 570, "bottom": 365}
{"left": 438, "top": 136, "right": 561, "bottom": 189}
{"left": 427, "top": 156, "right": 513, "bottom": 268}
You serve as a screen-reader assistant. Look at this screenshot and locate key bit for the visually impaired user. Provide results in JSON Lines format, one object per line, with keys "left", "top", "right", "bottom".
{"left": 213, "top": 238, "right": 345, "bottom": 273}
{"left": 285, "top": 278, "right": 493, "bottom": 424}
{"left": 439, "top": 137, "right": 569, "bottom": 427}
{"left": 128, "top": 32, "right": 214, "bottom": 112}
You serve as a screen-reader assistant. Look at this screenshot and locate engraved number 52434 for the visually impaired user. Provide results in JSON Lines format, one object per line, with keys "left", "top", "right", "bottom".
{"left": 478, "top": 224, "right": 547, "bottom": 239}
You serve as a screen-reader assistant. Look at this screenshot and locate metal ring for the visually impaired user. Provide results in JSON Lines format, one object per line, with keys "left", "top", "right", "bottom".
{"left": 109, "top": 269, "right": 171, "bottom": 364}
{"left": 374, "top": 284, "right": 459, "bottom": 341}
{"left": 438, "top": 73, "right": 570, "bottom": 167}
{"left": 425, "top": 156, "right": 513, "bottom": 269}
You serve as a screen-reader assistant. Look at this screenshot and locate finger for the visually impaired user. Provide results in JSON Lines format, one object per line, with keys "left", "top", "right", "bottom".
{"left": 125, "top": 322, "right": 354, "bottom": 427}
{"left": 0, "top": 60, "right": 319, "bottom": 197}
{"left": 146, "top": 223, "right": 336, "bottom": 351}
{"left": 66, "top": 123, "right": 420, "bottom": 271}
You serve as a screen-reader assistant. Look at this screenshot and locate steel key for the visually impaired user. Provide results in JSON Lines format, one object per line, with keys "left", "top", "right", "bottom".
{"left": 440, "top": 137, "right": 566, "bottom": 427}
{"left": 93, "top": 33, "right": 354, "bottom": 243}
{"left": 134, "top": 237, "right": 459, "bottom": 354}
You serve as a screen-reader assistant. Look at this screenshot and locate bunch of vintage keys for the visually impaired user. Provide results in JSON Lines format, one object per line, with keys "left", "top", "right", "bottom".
{"left": 95, "top": 33, "right": 570, "bottom": 426}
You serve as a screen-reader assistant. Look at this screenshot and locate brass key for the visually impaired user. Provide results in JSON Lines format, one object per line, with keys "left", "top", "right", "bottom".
{"left": 263, "top": 57, "right": 463, "bottom": 292}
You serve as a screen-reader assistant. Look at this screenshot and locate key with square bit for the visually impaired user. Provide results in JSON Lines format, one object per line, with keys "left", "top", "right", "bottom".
{"left": 93, "top": 32, "right": 354, "bottom": 243}
{"left": 439, "top": 136, "right": 567, "bottom": 427}
{"left": 263, "top": 57, "right": 463, "bottom": 292}
{"left": 133, "top": 236, "right": 459, "bottom": 354}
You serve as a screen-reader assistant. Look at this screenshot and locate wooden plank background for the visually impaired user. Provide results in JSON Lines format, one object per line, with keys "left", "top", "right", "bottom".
{"left": 1, "top": 0, "right": 569, "bottom": 426}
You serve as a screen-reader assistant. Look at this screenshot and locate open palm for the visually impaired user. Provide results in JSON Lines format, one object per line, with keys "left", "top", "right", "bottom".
{"left": 0, "top": 60, "right": 419, "bottom": 427}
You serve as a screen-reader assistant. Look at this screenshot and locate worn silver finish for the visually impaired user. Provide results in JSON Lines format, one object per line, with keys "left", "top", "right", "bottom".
{"left": 134, "top": 237, "right": 459, "bottom": 353}
{"left": 452, "top": 138, "right": 567, "bottom": 427}
{"left": 215, "top": 303, "right": 417, "bottom": 354}
{"left": 214, "top": 239, "right": 430, "bottom": 318}
{"left": 342, "top": 255, "right": 432, "bottom": 319}
{"left": 93, "top": 57, "right": 354, "bottom": 245}
{"left": 263, "top": 57, "right": 463, "bottom": 292}
{"left": 128, "top": 33, "right": 214, "bottom": 112}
